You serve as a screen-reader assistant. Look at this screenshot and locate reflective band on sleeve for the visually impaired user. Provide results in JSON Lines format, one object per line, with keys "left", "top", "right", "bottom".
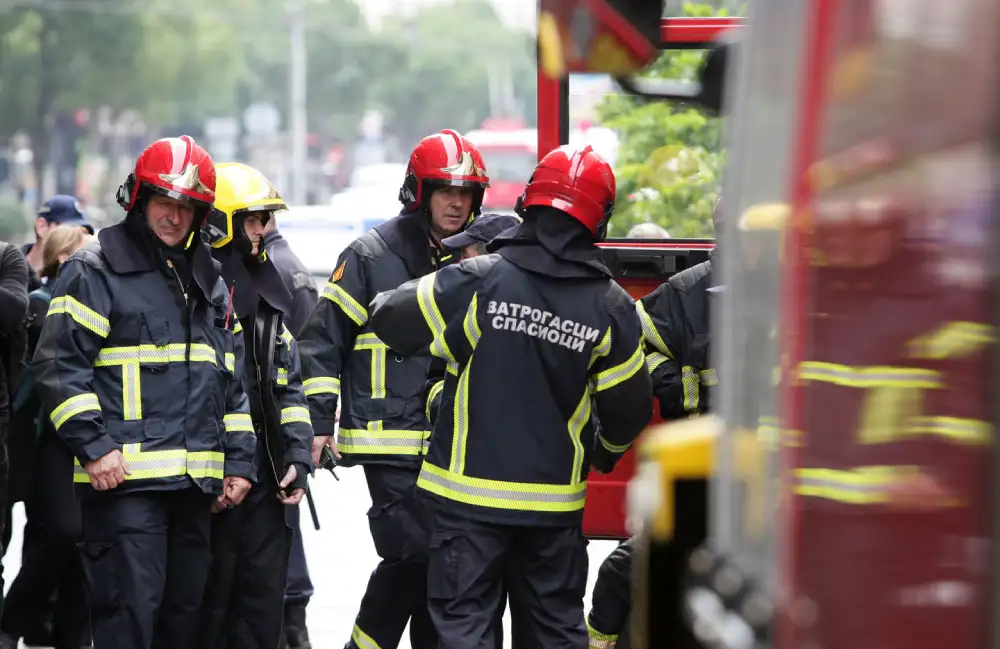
{"left": 416, "top": 273, "right": 455, "bottom": 362}
{"left": 905, "top": 416, "right": 992, "bottom": 445}
{"left": 418, "top": 462, "right": 587, "bottom": 512}
{"left": 232, "top": 320, "right": 243, "bottom": 334}
{"left": 321, "top": 282, "right": 369, "bottom": 327}
{"left": 449, "top": 362, "right": 473, "bottom": 474}
{"left": 598, "top": 434, "right": 631, "bottom": 454}
{"left": 354, "top": 333, "right": 388, "bottom": 399}
{"left": 73, "top": 445, "right": 224, "bottom": 483}
{"left": 351, "top": 624, "right": 383, "bottom": 649}
{"left": 635, "top": 300, "right": 670, "bottom": 357}
{"left": 795, "top": 466, "right": 903, "bottom": 504}
{"left": 425, "top": 379, "right": 445, "bottom": 422}
{"left": 567, "top": 390, "right": 591, "bottom": 485}
{"left": 337, "top": 421, "right": 430, "bottom": 455}
{"left": 223, "top": 412, "right": 254, "bottom": 433}
{"left": 593, "top": 344, "right": 644, "bottom": 392}
{"left": 682, "top": 365, "right": 700, "bottom": 412}
{"left": 303, "top": 376, "right": 340, "bottom": 396}
{"left": 277, "top": 367, "right": 288, "bottom": 386}
{"left": 225, "top": 353, "right": 235, "bottom": 373}
{"left": 798, "top": 362, "right": 940, "bottom": 389}
{"left": 280, "top": 325, "right": 293, "bottom": 347}
{"left": 700, "top": 368, "right": 718, "bottom": 386}
{"left": 50, "top": 392, "right": 102, "bottom": 430}
{"left": 646, "top": 351, "right": 669, "bottom": 372}
{"left": 589, "top": 327, "right": 612, "bottom": 368}
{"left": 587, "top": 620, "right": 619, "bottom": 649}
{"left": 908, "top": 321, "right": 994, "bottom": 360}
{"left": 47, "top": 296, "right": 110, "bottom": 338}
{"left": 280, "top": 406, "right": 312, "bottom": 425}
{"left": 463, "top": 293, "right": 481, "bottom": 348}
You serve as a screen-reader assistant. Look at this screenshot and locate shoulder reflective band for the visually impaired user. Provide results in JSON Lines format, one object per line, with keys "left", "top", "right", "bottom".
{"left": 321, "top": 281, "right": 368, "bottom": 327}
{"left": 47, "top": 296, "right": 110, "bottom": 338}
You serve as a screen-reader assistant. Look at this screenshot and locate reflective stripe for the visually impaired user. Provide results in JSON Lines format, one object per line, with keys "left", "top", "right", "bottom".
{"left": 351, "top": 624, "right": 383, "bottom": 649}
{"left": 448, "top": 295, "right": 483, "bottom": 475}
{"left": 635, "top": 300, "right": 670, "bottom": 357}
{"left": 906, "top": 416, "right": 992, "bottom": 445}
{"left": 418, "top": 462, "right": 587, "bottom": 512}
{"left": 321, "top": 282, "right": 368, "bottom": 327}
{"left": 682, "top": 365, "right": 699, "bottom": 412}
{"left": 593, "top": 343, "right": 644, "bottom": 392}
{"left": 798, "top": 361, "right": 940, "bottom": 388}
{"left": 646, "top": 351, "right": 669, "bottom": 372}
{"left": 303, "top": 376, "right": 340, "bottom": 396}
{"left": 598, "top": 434, "right": 631, "bottom": 454}
{"left": 908, "top": 321, "right": 994, "bottom": 360}
{"left": 417, "top": 273, "right": 455, "bottom": 362}
{"left": 73, "top": 444, "right": 225, "bottom": 483}
{"left": 279, "top": 324, "right": 293, "bottom": 347}
{"left": 567, "top": 390, "right": 591, "bottom": 485}
{"left": 225, "top": 353, "right": 235, "bottom": 373}
{"left": 338, "top": 423, "right": 430, "bottom": 455}
{"left": 463, "top": 293, "right": 481, "bottom": 347}
{"left": 589, "top": 327, "right": 612, "bottom": 368}
{"left": 277, "top": 367, "right": 289, "bottom": 386}
{"left": 50, "top": 393, "right": 101, "bottom": 430}
{"left": 122, "top": 363, "right": 141, "bottom": 420}
{"left": 425, "top": 379, "right": 444, "bottom": 422}
{"left": 795, "top": 466, "right": 903, "bottom": 504}
{"left": 587, "top": 620, "right": 619, "bottom": 649}
{"left": 280, "top": 406, "right": 312, "bottom": 426}
{"left": 232, "top": 320, "right": 243, "bottom": 334}
{"left": 47, "top": 296, "right": 110, "bottom": 338}
{"left": 699, "top": 368, "right": 718, "bottom": 386}
{"left": 223, "top": 412, "right": 254, "bottom": 433}
{"left": 354, "top": 333, "right": 388, "bottom": 399}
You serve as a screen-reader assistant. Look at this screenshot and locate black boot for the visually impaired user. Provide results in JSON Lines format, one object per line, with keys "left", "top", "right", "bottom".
{"left": 283, "top": 600, "right": 312, "bottom": 649}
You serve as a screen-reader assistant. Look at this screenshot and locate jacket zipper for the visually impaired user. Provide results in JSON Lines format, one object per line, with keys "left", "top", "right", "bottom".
{"left": 165, "top": 259, "right": 188, "bottom": 305}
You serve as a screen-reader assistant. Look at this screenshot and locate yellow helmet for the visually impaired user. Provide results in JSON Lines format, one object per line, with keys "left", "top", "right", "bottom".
{"left": 203, "top": 162, "right": 286, "bottom": 249}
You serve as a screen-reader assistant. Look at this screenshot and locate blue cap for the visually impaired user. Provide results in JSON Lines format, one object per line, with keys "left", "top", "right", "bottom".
{"left": 38, "top": 195, "right": 94, "bottom": 234}
{"left": 441, "top": 213, "right": 522, "bottom": 249}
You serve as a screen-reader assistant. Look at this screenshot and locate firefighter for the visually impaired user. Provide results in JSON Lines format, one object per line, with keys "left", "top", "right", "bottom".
{"left": 369, "top": 144, "right": 653, "bottom": 649}
{"left": 586, "top": 537, "right": 636, "bottom": 649}
{"left": 197, "top": 162, "right": 314, "bottom": 649}
{"left": 298, "top": 129, "right": 490, "bottom": 649}
{"left": 32, "top": 135, "right": 257, "bottom": 649}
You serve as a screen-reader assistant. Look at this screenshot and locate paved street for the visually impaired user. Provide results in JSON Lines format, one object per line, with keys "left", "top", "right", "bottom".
{"left": 4, "top": 468, "right": 618, "bottom": 649}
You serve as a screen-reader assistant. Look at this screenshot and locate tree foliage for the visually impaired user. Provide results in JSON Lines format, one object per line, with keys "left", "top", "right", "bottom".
{"left": 598, "top": 2, "right": 729, "bottom": 238}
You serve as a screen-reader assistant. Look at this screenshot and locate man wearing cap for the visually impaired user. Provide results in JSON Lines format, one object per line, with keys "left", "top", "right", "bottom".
{"left": 439, "top": 213, "right": 521, "bottom": 261}
{"left": 23, "top": 195, "right": 94, "bottom": 291}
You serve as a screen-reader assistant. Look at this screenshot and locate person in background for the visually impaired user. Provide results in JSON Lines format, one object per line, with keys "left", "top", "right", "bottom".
{"left": 22, "top": 195, "right": 94, "bottom": 291}
{"left": 625, "top": 223, "right": 670, "bottom": 239}
{"left": 585, "top": 536, "right": 637, "bottom": 649}
{"left": 262, "top": 208, "right": 319, "bottom": 649}
{"left": 1, "top": 224, "right": 92, "bottom": 649}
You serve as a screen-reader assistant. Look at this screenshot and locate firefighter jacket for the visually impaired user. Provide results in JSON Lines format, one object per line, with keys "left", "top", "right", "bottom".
{"left": 32, "top": 220, "right": 256, "bottom": 497}
{"left": 298, "top": 210, "right": 453, "bottom": 468}
{"left": 588, "top": 536, "right": 635, "bottom": 649}
{"left": 262, "top": 230, "right": 318, "bottom": 337}
{"left": 369, "top": 210, "right": 653, "bottom": 527}
{"left": 219, "top": 251, "right": 314, "bottom": 488}
{"left": 637, "top": 256, "right": 716, "bottom": 420}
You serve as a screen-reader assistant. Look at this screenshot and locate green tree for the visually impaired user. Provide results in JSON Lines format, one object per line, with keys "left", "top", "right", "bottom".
{"left": 597, "top": 2, "right": 730, "bottom": 238}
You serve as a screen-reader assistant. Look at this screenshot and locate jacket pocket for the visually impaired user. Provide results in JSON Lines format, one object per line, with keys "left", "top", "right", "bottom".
{"left": 212, "top": 318, "right": 236, "bottom": 378}
{"left": 138, "top": 313, "right": 172, "bottom": 372}
{"left": 77, "top": 541, "right": 121, "bottom": 614}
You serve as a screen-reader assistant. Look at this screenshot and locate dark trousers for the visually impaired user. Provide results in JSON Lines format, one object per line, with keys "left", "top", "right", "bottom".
{"left": 284, "top": 503, "right": 314, "bottom": 603}
{"left": 427, "top": 508, "right": 589, "bottom": 649}
{"left": 199, "top": 480, "right": 291, "bottom": 649}
{"left": 2, "top": 433, "right": 88, "bottom": 647}
{"left": 348, "top": 464, "right": 434, "bottom": 649}
{"left": 79, "top": 488, "right": 214, "bottom": 649}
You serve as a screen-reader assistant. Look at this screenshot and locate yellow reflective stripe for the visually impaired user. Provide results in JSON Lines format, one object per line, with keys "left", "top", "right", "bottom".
{"left": 425, "top": 379, "right": 445, "bottom": 422}
{"left": 905, "top": 416, "right": 992, "bottom": 445}
{"left": 588, "top": 327, "right": 611, "bottom": 369}
{"left": 351, "top": 624, "right": 383, "bottom": 649}
{"left": 598, "top": 434, "right": 631, "bottom": 454}
{"left": 93, "top": 343, "right": 219, "bottom": 366}
{"left": 232, "top": 320, "right": 243, "bottom": 334}
{"left": 354, "top": 333, "right": 388, "bottom": 399}
{"left": 321, "top": 282, "right": 368, "bottom": 327}
{"left": 73, "top": 445, "right": 225, "bottom": 483}
{"left": 277, "top": 367, "right": 289, "bottom": 386}
{"left": 223, "top": 412, "right": 254, "bottom": 433}
{"left": 794, "top": 466, "right": 910, "bottom": 504}
{"left": 587, "top": 620, "right": 619, "bottom": 649}
{"left": 699, "top": 368, "right": 718, "bottom": 386}
{"left": 47, "top": 296, "right": 110, "bottom": 338}
{"left": 225, "top": 353, "right": 235, "bottom": 372}
{"left": 280, "top": 406, "right": 311, "bottom": 425}
{"left": 50, "top": 392, "right": 101, "bottom": 430}
{"left": 908, "top": 321, "right": 994, "bottom": 360}
{"left": 646, "top": 351, "right": 669, "bottom": 372}
{"left": 280, "top": 324, "right": 293, "bottom": 347}
{"left": 593, "top": 344, "right": 644, "bottom": 392}
{"left": 567, "top": 391, "right": 591, "bottom": 485}
{"left": 416, "top": 273, "right": 455, "bottom": 362}
{"left": 463, "top": 293, "right": 481, "bottom": 348}
{"left": 798, "top": 361, "right": 940, "bottom": 388}
{"left": 122, "top": 363, "right": 141, "bottom": 421}
{"left": 418, "top": 462, "right": 587, "bottom": 512}
{"left": 303, "top": 376, "right": 340, "bottom": 396}
{"left": 337, "top": 422, "right": 430, "bottom": 455}
{"left": 635, "top": 300, "right": 670, "bottom": 357}
{"left": 449, "top": 362, "right": 473, "bottom": 474}
{"left": 682, "top": 365, "right": 700, "bottom": 412}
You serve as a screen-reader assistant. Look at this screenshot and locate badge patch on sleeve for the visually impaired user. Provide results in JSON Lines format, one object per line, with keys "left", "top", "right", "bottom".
{"left": 332, "top": 261, "right": 346, "bottom": 282}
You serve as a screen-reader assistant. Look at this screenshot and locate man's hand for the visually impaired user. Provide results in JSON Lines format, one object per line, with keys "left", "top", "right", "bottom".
{"left": 335, "top": 402, "right": 341, "bottom": 423}
{"left": 277, "top": 464, "right": 306, "bottom": 505}
{"left": 218, "top": 476, "right": 252, "bottom": 509}
{"left": 312, "top": 435, "right": 340, "bottom": 466}
{"left": 85, "top": 449, "right": 130, "bottom": 491}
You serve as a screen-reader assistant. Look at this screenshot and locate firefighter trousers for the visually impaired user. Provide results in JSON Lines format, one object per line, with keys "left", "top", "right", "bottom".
{"left": 198, "top": 478, "right": 292, "bottom": 649}
{"left": 348, "top": 464, "right": 435, "bottom": 649}
{"left": 79, "top": 487, "right": 215, "bottom": 649}
{"left": 427, "top": 508, "right": 590, "bottom": 649}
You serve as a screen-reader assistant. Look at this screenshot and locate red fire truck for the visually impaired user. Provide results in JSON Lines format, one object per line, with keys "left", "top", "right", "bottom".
{"left": 544, "top": 0, "right": 1000, "bottom": 648}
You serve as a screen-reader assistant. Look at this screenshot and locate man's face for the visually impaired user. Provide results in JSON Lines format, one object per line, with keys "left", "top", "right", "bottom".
{"left": 146, "top": 195, "right": 195, "bottom": 247}
{"left": 243, "top": 213, "right": 268, "bottom": 256}
{"left": 428, "top": 186, "right": 474, "bottom": 239}
{"left": 34, "top": 217, "right": 53, "bottom": 242}
{"left": 462, "top": 242, "right": 484, "bottom": 259}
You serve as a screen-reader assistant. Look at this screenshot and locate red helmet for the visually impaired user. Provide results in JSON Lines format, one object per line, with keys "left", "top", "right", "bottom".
{"left": 117, "top": 135, "right": 217, "bottom": 224}
{"left": 399, "top": 130, "right": 490, "bottom": 212}
{"left": 517, "top": 145, "right": 616, "bottom": 239}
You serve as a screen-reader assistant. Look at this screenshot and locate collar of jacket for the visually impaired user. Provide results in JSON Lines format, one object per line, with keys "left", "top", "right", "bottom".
{"left": 489, "top": 206, "right": 612, "bottom": 280}
{"left": 373, "top": 208, "right": 447, "bottom": 278}
{"left": 217, "top": 247, "right": 294, "bottom": 319}
{"left": 98, "top": 217, "right": 222, "bottom": 303}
